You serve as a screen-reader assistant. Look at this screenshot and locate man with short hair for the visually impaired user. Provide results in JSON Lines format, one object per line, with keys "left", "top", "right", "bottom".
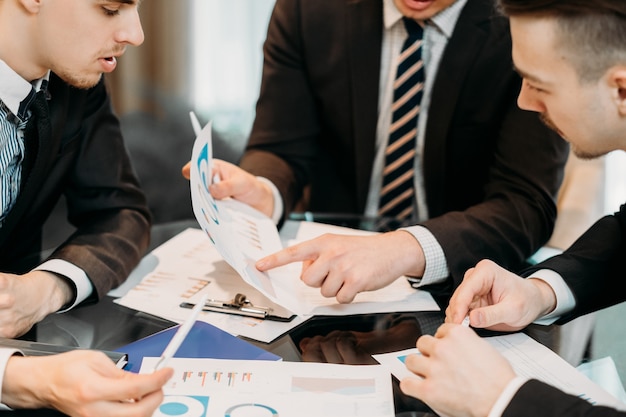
{"left": 400, "top": 1, "right": 626, "bottom": 416}
{"left": 0, "top": 0, "right": 150, "bottom": 338}
{"left": 0, "top": 0, "right": 170, "bottom": 414}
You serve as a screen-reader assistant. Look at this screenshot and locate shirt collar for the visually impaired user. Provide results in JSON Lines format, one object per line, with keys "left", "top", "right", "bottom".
{"left": 383, "top": 0, "right": 468, "bottom": 38}
{"left": 0, "top": 59, "right": 50, "bottom": 119}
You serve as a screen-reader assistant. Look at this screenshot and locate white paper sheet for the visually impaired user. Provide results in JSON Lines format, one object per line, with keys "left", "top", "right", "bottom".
{"left": 114, "top": 228, "right": 309, "bottom": 343}
{"left": 373, "top": 332, "right": 626, "bottom": 410}
{"left": 141, "top": 357, "right": 395, "bottom": 417}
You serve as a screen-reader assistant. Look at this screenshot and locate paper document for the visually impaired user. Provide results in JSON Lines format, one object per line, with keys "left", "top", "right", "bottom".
{"left": 373, "top": 332, "right": 626, "bottom": 410}
{"left": 114, "top": 228, "right": 309, "bottom": 343}
{"left": 190, "top": 122, "right": 291, "bottom": 306}
{"left": 114, "top": 226, "right": 438, "bottom": 343}
{"left": 141, "top": 357, "right": 395, "bottom": 417}
{"left": 188, "top": 121, "right": 439, "bottom": 316}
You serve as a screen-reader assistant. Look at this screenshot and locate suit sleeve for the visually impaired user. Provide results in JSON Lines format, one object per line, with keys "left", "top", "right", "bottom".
{"left": 524, "top": 204, "right": 626, "bottom": 322}
{"left": 46, "top": 79, "right": 151, "bottom": 301}
{"left": 420, "top": 10, "right": 569, "bottom": 290}
{"left": 239, "top": 0, "right": 321, "bottom": 218}
{"left": 503, "top": 379, "right": 626, "bottom": 417}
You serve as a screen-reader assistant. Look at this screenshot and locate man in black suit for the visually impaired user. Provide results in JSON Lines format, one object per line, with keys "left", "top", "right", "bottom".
{"left": 185, "top": 0, "right": 568, "bottom": 303}
{"left": 0, "top": 0, "right": 171, "bottom": 415}
{"left": 0, "top": 1, "right": 151, "bottom": 339}
{"left": 402, "top": 1, "right": 626, "bottom": 416}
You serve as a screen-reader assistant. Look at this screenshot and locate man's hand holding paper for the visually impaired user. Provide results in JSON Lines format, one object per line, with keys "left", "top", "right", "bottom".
{"left": 187, "top": 121, "right": 437, "bottom": 316}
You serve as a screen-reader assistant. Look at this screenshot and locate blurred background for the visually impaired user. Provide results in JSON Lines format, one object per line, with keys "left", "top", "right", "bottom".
{"left": 106, "top": 0, "right": 276, "bottom": 224}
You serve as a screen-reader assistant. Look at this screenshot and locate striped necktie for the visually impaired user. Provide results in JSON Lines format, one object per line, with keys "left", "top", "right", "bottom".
{"left": 378, "top": 18, "right": 424, "bottom": 228}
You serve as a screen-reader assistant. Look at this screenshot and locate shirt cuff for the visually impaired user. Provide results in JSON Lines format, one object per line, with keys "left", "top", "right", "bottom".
{"left": 35, "top": 259, "right": 94, "bottom": 312}
{"left": 256, "top": 176, "right": 283, "bottom": 225}
{"left": 527, "top": 269, "right": 576, "bottom": 325}
{"left": 0, "top": 348, "right": 23, "bottom": 410}
{"left": 401, "top": 225, "right": 449, "bottom": 286}
{"left": 487, "top": 376, "right": 529, "bottom": 417}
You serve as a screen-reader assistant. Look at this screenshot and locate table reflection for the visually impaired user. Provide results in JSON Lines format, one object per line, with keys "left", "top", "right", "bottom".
{"left": 288, "top": 312, "right": 445, "bottom": 415}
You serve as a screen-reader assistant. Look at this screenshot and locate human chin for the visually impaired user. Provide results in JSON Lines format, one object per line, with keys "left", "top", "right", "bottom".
{"left": 394, "top": 0, "right": 444, "bottom": 20}
{"left": 571, "top": 142, "right": 606, "bottom": 160}
{"left": 57, "top": 70, "right": 103, "bottom": 90}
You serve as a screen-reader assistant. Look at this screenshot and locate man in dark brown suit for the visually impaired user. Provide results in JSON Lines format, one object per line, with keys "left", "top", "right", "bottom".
{"left": 185, "top": 0, "right": 569, "bottom": 304}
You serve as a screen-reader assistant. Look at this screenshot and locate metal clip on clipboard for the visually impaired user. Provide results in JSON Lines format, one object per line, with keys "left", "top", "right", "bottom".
{"left": 180, "top": 293, "right": 295, "bottom": 322}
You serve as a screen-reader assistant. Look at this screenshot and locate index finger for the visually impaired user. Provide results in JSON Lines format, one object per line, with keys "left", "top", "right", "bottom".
{"left": 99, "top": 367, "right": 173, "bottom": 402}
{"left": 445, "top": 267, "right": 486, "bottom": 323}
{"left": 256, "top": 239, "right": 323, "bottom": 271}
{"left": 128, "top": 368, "right": 174, "bottom": 400}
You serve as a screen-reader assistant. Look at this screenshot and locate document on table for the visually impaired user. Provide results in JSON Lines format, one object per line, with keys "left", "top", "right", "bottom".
{"left": 188, "top": 122, "right": 438, "bottom": 316}
{"left": 114, "top": 225, "right": 438, "bottom": 342}
{"left": 141, "top": 357, "right": 395, "bottom": 417}
{"left": 114, "top": 228, "right": 309, "bottom": 343}
{"left": 114, "top": 119, "right": 438, "bottom": 342}
{"left": 373, "top": 332, "right": 626, "bottom": 411}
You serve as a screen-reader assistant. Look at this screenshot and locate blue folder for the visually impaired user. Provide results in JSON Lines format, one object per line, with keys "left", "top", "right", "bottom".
{"left": 115, "top": 321, "right": 281, "bottom": 373}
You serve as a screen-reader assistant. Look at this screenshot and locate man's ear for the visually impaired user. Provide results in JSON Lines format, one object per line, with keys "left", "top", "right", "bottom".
{"left": 608, "top": 66, "right": 626, "bottom": 116}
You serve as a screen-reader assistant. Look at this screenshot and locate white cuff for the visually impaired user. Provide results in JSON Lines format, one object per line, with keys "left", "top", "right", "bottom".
{"left": 527, "top": 269, "right": 576, "bottom": 325}
{"left": 256, "top": 176, "right": 283, "bottom": 225}
{"left": 0, "top": 348, "right": 23, "bottom": 410}
{"left": 35, "top": 259, "right": 94, "bottom": 311}
{"left": 487, "top": 376, "right": 529, "bottom": 417}
{"left": 401, "top": 225, "right": 449, "bottom": 286}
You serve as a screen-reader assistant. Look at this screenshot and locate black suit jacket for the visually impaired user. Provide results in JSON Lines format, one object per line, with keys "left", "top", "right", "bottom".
{"left": 511, "top": 207, "right": 626, "bottom": 414}
{"left": 0, "top": 74, "right": 150, "bottom": 301}
{"left": 524, "top": 203, "right": 626, "bottom": 322}
{"left": 240, "top": 0, "right": 569, "bottom": 287}
{"left": 505, "top": 379, "right": 626, "bottom": 416}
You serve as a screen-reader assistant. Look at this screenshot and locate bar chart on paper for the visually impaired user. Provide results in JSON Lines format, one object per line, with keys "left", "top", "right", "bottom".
{"left": 142, "top": 357, "right": 395, "bottom": 417}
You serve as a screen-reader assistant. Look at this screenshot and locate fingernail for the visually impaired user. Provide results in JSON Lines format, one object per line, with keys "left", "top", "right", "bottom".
{"left": 256, "top": 259, "right": 267, "bottom": 270}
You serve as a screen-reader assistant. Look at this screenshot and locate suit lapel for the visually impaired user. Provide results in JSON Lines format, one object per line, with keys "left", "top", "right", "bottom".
{"left": 347, "top": 0, "right": 383, "bottom": 212}
{"left": 423, "top": 0, "right": 491, "bottom": 215}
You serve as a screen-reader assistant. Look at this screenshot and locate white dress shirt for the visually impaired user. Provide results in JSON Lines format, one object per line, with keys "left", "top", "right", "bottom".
{"left": 0, "top": 347, "right": 21, "bottom": 409}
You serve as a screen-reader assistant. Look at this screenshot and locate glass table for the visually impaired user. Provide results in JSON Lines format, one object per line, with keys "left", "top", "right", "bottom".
{"left": 0, "top": 218, "right": 581, "bottom": 416}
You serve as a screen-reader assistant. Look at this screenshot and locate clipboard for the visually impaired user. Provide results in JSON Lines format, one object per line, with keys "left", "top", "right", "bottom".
{"left": 180, "top": 292, "right": 296, "bottom": 322}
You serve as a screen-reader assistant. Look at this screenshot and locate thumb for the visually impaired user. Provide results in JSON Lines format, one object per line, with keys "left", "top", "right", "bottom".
{"left": 469, "top": 303, "right": 520, "bottom": 330}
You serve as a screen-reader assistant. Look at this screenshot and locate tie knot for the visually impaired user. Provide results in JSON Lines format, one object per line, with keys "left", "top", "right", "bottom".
{"left": 29, "top": 90, "right": 49, "bottom": 120}
{"left": 402, "top": 17, "right": 423, "bottom": 40}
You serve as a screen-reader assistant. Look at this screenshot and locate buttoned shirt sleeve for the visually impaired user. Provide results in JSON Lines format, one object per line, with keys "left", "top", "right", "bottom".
{"left": 257, "top": 176, "right": 283, "bottom": 225}
{"left": 34, "top": 259, "right": 94, "bottom": 311}
{"left": 527, "top": 269, "right": 576, "bottom": 325}
{"left": 0, "top": 348, "right": 23, "bottom": 410}
{"left": 487, "top": 376, "right": 530, "bottom": 417}
{"left": 402, "top": 225, "right": 449, "bottom": 285}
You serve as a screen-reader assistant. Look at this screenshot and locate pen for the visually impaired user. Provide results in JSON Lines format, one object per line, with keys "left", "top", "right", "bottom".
{"left": 189, "top": 110, "right": 221, "bottom": 184}
{"left": 189, "top": 110, "right": 203, "bottom": 137}
{"left": 152, "top": 293, "right": 208, "bottom": 372}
